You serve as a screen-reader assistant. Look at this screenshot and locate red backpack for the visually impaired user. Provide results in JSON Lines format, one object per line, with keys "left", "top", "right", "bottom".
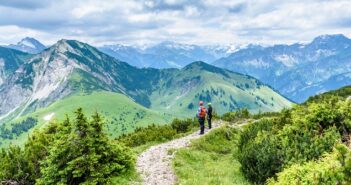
{"left": 199, "top": 106, "right": 207, "bottom": 118}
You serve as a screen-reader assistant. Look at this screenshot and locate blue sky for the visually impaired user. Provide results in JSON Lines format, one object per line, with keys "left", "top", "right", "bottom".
{"left": 0, "top": 0, "right": 350, "bottom": 46}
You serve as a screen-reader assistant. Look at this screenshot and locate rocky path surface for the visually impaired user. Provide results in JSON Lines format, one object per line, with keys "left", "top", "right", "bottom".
{"left": 136, "top": 120, "right": 223, "bottom": 185}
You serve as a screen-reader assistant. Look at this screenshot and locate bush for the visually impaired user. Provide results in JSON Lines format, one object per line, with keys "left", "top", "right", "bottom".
{"left": 238, "top": 119, "right": 283, "bottom": 184}
{"left": 252, "top": 111, "right": 281, "bottom": 119}
{"left": 0, "top": 146, "right": 34, "bottom": 184}
{"left": 118, "top": 118, "right": 198, "bottom": 147}
{"left": 237, "top": 99, "right": 348, "bottom": 184}
{"left": 117, "top": 124, "right": 177, "bottom": 147}
{"left": 268, "top": 144, "right": 351, "bottom": 185}
{"left": 221, "top": 109, "right": 250, "bottom": 122}
{"left": 171, "top": 118, "right": 196, "bottom": 133}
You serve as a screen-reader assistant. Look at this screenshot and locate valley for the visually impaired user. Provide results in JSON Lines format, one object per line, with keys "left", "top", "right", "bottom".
{"left": 0, "top": 39, "right": 292, "bottom": 148}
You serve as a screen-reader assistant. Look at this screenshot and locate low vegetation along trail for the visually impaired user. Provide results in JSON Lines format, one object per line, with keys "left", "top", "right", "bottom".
{"left": 136, "top": 120, "right": 223, "bottom": 185}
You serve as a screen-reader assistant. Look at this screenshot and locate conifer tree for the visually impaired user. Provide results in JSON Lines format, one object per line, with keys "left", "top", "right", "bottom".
{"left": 37, "top": 108, "right": 134, "bottom": 185}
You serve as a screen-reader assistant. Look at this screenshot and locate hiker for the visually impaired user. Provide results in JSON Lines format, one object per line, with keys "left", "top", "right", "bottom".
{"left": 196, "top": 101, "right": 207, "bottom": 135}
{"left": 207, "top": 103, "right": 213, "bottom": 129}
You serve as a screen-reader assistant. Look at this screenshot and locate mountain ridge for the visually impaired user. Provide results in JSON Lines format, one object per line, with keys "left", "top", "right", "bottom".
{"left": 213, "top": 34, "right": 351, "bottom": 103}
{"left": 0, "top": 39, "right": 292, "bottom": 125}
{"left": 98, "top": 41, "right": 232, "bottom": 68}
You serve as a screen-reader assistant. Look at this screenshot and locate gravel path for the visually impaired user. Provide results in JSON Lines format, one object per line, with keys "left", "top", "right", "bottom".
{"left": 136, "top": 120, "right": 223, "bottom": 185}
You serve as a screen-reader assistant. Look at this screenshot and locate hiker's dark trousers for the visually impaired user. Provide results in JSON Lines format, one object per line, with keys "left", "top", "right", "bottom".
{"left": 207, "top": 116, "right": 212, "bottom": 129}
{"left": 199, "top": 118, "right": 205, "bottom": 134}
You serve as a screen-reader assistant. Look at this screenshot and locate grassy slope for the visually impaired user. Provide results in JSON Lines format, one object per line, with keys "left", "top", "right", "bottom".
{"left": 150, "top": 64, "right": 292, "bottom": 117}
{"left": 0, "top": 91, "right": 171, "bottom": 148}
{"left": 173, "top": 126, "right": 250, "bottom": 185}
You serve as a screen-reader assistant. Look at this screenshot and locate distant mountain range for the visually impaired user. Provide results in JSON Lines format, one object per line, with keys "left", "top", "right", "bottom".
{"left": 98, "top": 41, "right": 233, "bottom": 68}
{"left": 2, "top": 34, "right": 350, "bottom": 104}
{"left": 213, "top": 34, "right": 351, "bottom": 103}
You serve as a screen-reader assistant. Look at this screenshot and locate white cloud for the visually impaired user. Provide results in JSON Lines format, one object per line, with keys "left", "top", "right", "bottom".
{"left": 0, "top": 0, "right": 350, "bottom": 46}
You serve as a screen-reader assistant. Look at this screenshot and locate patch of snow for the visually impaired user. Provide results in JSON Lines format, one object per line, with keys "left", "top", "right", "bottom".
{"left": 274, "top": 54, "right": 298, "bottom": 67}
{"left": 312, "top": 49, "right": 336, "bottom": 60}
{"left": 226, "top": 44, "right": 247, "bottom": 53}
{"left": 245, "top": 59, "right": 269, "bottom": 68}
{"left": 166, "top": 61, "right": 182, "bottom": 68}
{"left": 20, "top": 39, "right": 36, "bottom": 48}
{"left": 43, "top": 112, "right": 55, "bottom": 121}
{"left": 165, "top": 43, "right": 195, "bottom": 50}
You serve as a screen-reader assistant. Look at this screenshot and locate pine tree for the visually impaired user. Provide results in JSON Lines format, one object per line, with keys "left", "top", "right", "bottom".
{"left": 37, "top": 108, "right": 134, "bottom": 185}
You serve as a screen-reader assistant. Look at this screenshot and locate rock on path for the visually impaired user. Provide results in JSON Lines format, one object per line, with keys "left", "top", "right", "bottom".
{"left": 136, "top": 121, "right": 222, "bottom": 185}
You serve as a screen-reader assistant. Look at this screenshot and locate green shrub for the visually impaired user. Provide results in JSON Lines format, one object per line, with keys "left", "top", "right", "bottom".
{"left": 237, "top": 99, "right": 348, "bottom": 184}
{"left": 117, "top": 118, "right": 197, "bottom": 147}
{"left": 279, "top": 125, "right": 340, "bottom": 165}
{"left": 171, "top": 118, "right": 196, "bottom": 133}
{"left": 117, "top": 124, "right": 177, "bottom": 147}
{"left": 221, "top": 109, "right": 250, "bottom": 122}
{"left": 238, "top": 119, "right": 283, "bottom": 184}
{"left": 0, "top": 146, "right": 34, "bottom": 184}
{"left": 252, "top": 111, "right": 282, "bottom": 119}
{"left": 267, "top": 144, "right": 351, "bottom": 185}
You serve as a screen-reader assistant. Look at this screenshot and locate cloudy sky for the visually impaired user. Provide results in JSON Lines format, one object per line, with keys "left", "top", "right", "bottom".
{"left": 0, "top": 0, "right": 350, "bottom": 46}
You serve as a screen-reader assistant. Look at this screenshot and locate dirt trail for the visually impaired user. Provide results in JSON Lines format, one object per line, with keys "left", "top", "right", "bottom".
{"left": 135, "top": 120, "right": 223, "bottom": 185}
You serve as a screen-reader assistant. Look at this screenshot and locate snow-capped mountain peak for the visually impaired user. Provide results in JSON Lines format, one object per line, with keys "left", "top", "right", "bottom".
{"left": 18, "top": 37, "right": 40, "bottom": 48}
{"left": 7, "top": 37, "right": 46, "bottom": 54}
